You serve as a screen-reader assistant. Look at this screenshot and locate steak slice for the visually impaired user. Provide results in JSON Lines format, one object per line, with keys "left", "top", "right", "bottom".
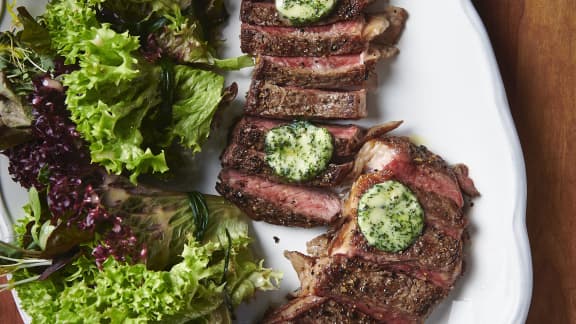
{"left": 263, "top": 134, "right": 478, "bottom": 323}
{"left": 343, "top": 170, "right": 467, "bottom": 238}
{"left": 220, "top": 143, "right": 354, "bottom": 187}
{"left": 240, "top": 15, "right": 389, "bottom": 56}
{"left": 351, "top": 136, "right": 480, "bottom": 208}
{"left": 215, "top": 168, "right": 341, "bottom": 227}
{"left": 286, "top": 252, "right": 447, "bottom": 323}
{"left": 252, "top": 48, "right": 394, "bottom": 90}
{"left": 262, "top": 295, "right": 386, "bottom": 324}
{"left": 329, "top": 216, "right": 464, "bottom": 289}
{"left": 411, "top": 187, "right": 467, "bottom": 239}
{"left": 245, "top": 80, "right": 366, "bottom": 120}
{"left": 327, "top": 144, "right": 473, "bottom": 288}
{"left": 229, "top": 117, "right": 367, "bottom": 158}
{"left": 241, "top": 0, "right": 374, "bottom": 27}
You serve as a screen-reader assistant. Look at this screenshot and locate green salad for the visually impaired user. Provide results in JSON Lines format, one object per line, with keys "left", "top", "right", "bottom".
{"left": 11, "top": 191, "right": 280, "bottom": 323}
{"left": 0, "top": 0, "right": 279, "bottom": 323}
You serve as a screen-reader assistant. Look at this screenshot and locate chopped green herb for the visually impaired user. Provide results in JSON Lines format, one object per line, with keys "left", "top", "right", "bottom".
{"left": 264, "top": 121, "right": 333, "bottom": 182}
{"left": 357, "top": 180, "right": 424, "bottom": 252}
{"left": 276, "top": 0, "right": 337, "bottom": 25}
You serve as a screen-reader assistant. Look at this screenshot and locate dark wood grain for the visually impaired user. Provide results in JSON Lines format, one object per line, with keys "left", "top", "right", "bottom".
{"left": 473, "top": 0, "right": 576, "bottom": 323}
{"left": 1, "top": 1, "right": 574, "bottom": 323}
{"left": 0, "top": 276, "right": 22, "bottom": 323}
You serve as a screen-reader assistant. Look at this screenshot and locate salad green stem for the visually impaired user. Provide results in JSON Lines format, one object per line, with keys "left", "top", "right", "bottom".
{"left": 0, "top": 255, "right": 50, "bottom": 264}
{"left": 0, "top": 274, "right": 41, "bottom": 292}
{"left": 0, "top": 256, "right": 52, "bottom": 275}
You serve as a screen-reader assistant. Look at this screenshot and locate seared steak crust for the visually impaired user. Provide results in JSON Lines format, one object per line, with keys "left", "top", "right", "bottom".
{"left": 240, "top": 20, "right": 366, "bottom": 56}
{"left": 216, "top": 169, "right": 341, "bottom": 227}
{"left": 221, "top": 143, "right": 354, "bottom": 187}
{"left": 329, "top": 219, "right": 463, "bottom": 289}
{"left": 332, "top": 145, "right": 473, "bottom": 288}
{"left": 451, "top": 163, "right": 481, "bottom": 197}
{"left": 287, "top": 253, "right": 447, "bottom": 322}
{"left": 245, "top": 80, "right": 367, "bottom": 120}
{"left": 241, "top": 0, "right": 374, "bottom": 27}
{"left": 229, "top": 117, "right": 367, "bottom": 158}
{"left": 351, "top": 136, "right": 478, "bottom": 207}
{"left": 262, "top": 295, "right": 384, "bottom": 324}
{"left": 240, "top": 15, "right": 390, "bottom": 57}
{"left": 412, "top": 187, "right": 466, "bottom": 239}
{"left": 252, "top": 50, "right": 382, "bottom": 90}
{"left": 262, "top": 134, "right": 478, "bottom": 323}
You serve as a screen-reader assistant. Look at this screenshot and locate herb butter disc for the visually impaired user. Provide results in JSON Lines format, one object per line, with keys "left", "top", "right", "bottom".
{"left": 265, "top": 121, "right": 333, "bottom": 182}
{"left": 276, "top": 0, "right": 337, "bottom": 25}
{"left": 357, "top": 181, "right": 424, "bottom": 252}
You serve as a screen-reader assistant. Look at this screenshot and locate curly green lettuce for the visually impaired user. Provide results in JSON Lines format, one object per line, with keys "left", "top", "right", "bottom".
{"left": 40, "top": 0, "right": 228, "bottom": 182}
{"left": 61, "top": 26, "right": 168, "bottom": 181}
{"left": 43, "top": 0, "right": 104, "bottom": 64}
{"left": 15, "top": 195, "right": 281, "bottom": 323}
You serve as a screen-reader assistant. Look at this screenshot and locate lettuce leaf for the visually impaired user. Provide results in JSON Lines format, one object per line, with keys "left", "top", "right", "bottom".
{"left": 62, "top": 26, "right": 167, "bottom": 182}
{"left": 0, "top": 30, "right": 53, "bottom": 149}
{"left": 171, "top": 66, "right": 223, "bottom": 151}
{"left": 100, "top": 0, "right": 248, "bottom": 69}
{"left": 15, "top": 195, "right": 281, "bottom": 323}
{"left": 0, "top": 71, "right": 33, "bottom": 149}
{"left": 154, "top": 14, "right": 212, "bottom": 65}
{"left": 43, "top": 0, "right": 104, "bottom": 64}
{"left": 42, "top": 0, "right": 228, "bottom": 182}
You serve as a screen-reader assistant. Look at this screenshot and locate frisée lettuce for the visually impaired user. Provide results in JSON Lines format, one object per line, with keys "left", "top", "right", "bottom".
{"left": 11, "top": 193, "right": 281, "bottom": 323}
{"left": 36, "top": 0, "right": 238, "bottom": 182}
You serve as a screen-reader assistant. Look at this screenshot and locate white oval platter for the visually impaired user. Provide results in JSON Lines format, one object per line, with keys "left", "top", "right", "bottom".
{"left": 0, "top": 0, "right": 532, "bottom": 323}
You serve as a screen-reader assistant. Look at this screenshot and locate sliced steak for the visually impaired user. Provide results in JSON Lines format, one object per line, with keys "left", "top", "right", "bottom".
{"left": 215, "top": 168, "right": 341, "bottom": 227}
{"left": 220, "top": 143, "right": 354, "bottom": 187}
{"left": 412, "top": 187, "right": 467, "bottom": 238}
{"left": 351, "top": 136, "right": 480, "bottom": 208}
{"left": 329, "top": 216, "right": 464, "bottom": 289}
{"left": 286, "top": 252, "right": 447, "bottom": 323}
{"left": 229, "top": 116, "right": 367, "bottom": 158}
{"left": 327, "top": 143, "right": 475, "bottom": 288}
{"left": 343, "top": 170, "right": 467, "bottom": 238}
{"left": 252, "top": 48, "right": 389, "bottom": 90}
{"left": 240, "top": 15, "right": 389, "bottom": 56}
{"left": 262, "top": 135, "right": 478, "bottom": 323}
{"left": 262, "top": 295, "right": 387, "bottom": 324}
{"left": 245, "top": 80, "right": 366, "bottom": 120}
{"left": 241, "top": 0, "right": 374, "bottom": 27}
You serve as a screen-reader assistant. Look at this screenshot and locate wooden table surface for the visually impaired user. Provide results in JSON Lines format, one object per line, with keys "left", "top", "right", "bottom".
{"left": 1, "top": 1, "right": 574, "bottom": 323}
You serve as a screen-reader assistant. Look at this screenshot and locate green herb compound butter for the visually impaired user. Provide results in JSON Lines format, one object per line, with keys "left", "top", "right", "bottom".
{"left": 357, "top": 181, "right": 424, "bottom": 252}
{"left": 265, "top": 121, "right": 334, "bottom": 182}
{"left": 275, "top": 0, "right": 337, "bottom": 25}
